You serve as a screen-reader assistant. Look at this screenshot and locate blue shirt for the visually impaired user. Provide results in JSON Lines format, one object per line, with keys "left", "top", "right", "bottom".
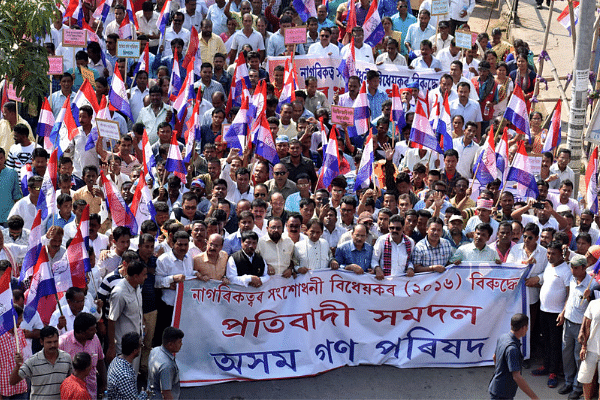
{"left": 65, "top": 67, "right": 101, "bottom": 92}
{"left": 318, "top": 19, "right": 335, "bottom": 31}
{"left": 335, "top": 241, "right": 374, "bottom": 271}
{"left": 46, "top": 212, "right": 75, "bottom": 232}
{"left": 367, "top": 89, "right": 389, "bottom": 120}
{"left": 391, "top": 13, "right": 417, "bottom": 55}
{"left": 489, "top": 332, "right": 522, "bottom": 399}
{"left": 223, "top": 231, "right": 242, "bottom": 255}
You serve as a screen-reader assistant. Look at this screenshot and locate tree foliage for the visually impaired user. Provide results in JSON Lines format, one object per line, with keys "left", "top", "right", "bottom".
{"left": 0, "top": 0, "right": 59, "bottom": 103}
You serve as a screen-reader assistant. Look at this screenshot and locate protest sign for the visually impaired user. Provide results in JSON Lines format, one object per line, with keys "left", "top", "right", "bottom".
{"left": 455, "top": 30, "right": 473, "bottom": 49}
{"left": 117, "top": 40, "right": 141, "bottom": 58}
{"left": 284, "top": 26, "right": 308, "bottom": 44}
{"left": 174, "top": 266, "right": 529, "bottom": 387}
{"left": 62, "top": 29, "right": 87, "bottom": 47}
{"left": 80, "top": 67, "right": 96, "bottom": 87}
{"left": 331, "top": 106, "right": 355, "bottom": 125}
{"left": 6, "top": 82, "right": 22, "bottom": 102}
{"left": 48, "top": 56, "right": 64, "bottom": 75}
{"left": 96, "top": 119, "right": 121, "bottom": 141}
{"left": 431, "top": 0, "right": 449, "bottom": 15}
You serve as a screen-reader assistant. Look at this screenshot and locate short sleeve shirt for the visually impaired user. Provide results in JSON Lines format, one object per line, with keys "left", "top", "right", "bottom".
{"left": 488, "top": 332, "right": 522, "bottom": 399}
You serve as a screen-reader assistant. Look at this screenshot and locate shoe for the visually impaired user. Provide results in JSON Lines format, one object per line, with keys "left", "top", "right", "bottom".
{"left": 559, "top": 384, "right": 573, "bottom": 395}
{"left": 532, "top": 366, "right": 549, "bottom": 376}
{"left": 522, "top": 359, "right": 531, "bottom": 369}
{"left": 548, "top": 373, "right": 558, "bottom": 388}
{"left": 546, "top": 0, "right": 550, "bottom": 6}
{"left": 536, "top": 3, "right": 543, "bottom": 8}
{"left": 568, "top": 390, "right": 583, "bottom": 399}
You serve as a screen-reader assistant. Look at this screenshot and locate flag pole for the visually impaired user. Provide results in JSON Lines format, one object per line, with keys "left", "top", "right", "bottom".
{"left": 12, "top": 312, "right": 20, "bottom": 353}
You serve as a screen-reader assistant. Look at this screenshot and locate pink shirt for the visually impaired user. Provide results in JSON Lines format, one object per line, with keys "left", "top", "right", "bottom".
{"left": 59, "top": 331, "right": 104, "bottom": 398}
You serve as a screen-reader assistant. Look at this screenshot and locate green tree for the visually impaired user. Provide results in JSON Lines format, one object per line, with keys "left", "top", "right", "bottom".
{"left": 0, "top": 0, "right": 59, "bottom": 103}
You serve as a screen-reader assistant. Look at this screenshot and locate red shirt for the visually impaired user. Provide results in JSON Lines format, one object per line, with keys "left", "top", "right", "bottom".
{"left": 61, "top": 375, "right": 92, "bottom": 400}
{"left": 0, "top": 330, "right": 27, "bottom": 397}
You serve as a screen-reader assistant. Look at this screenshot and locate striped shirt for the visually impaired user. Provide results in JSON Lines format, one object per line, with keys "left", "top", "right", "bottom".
{"left": 6, "top": 143, "right": 36, "bottom": 180}
{"left": 98, "top": 269, "right": 124, "bottom": 318}
{"left": 18, "top": 349, "right": 72, "bottom": 399}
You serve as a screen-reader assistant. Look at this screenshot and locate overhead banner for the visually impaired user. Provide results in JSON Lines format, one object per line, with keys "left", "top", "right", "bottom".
{"left": 266, "top": 57, "right": 444, "bottom": 100}
{"left": 267, "top": 55, "right": 345, "bottom": 98}
{"left": 173, "top": 264, "right": 529, "bottom": 387}
{"left": 354, "top": 61, "right": 444, "bottom": 96}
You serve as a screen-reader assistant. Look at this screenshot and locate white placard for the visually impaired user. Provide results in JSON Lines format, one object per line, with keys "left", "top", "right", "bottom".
{"left": 96, "top": 118, "right": 121, "bottom": 141}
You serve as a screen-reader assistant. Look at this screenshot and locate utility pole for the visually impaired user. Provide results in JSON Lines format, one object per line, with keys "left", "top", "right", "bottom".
{"left": 566, "top": 0, "right": 596, "bottom": 198}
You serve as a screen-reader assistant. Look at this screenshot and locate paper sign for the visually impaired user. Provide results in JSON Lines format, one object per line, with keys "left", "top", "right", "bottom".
{"left": 48, "top": 56, "right": 64, "bottom": 75}
{"left": 62, "top": 29, "right": 87, "bottom": 47}
{"left": 80, "top": 66, "right": 96, "bottom": 87}
{"left": 96, "top": 118, "right": 121, "bottom": 141}
{"left": 284, "top": 26, "right": 307, "bottom": 45}
{"left": 331, "top": 106, "right": 354, "bottom": 126}
{"left": 455, "top": 30, "right": 472, "bottom": 50}
{"left": 471, "top": 32, "right": 478, "bottom": 46}
{"left": 529, "top": 156, "right": 542, "bottom": 178}
{"left": 431, "top": 0, "right": 449, "bottom": 15}
{"left": 6, "top": 82, "right": 22, "bottom": 102}
{"left": 117, "top": 40, "right": 141, "bottom": 58}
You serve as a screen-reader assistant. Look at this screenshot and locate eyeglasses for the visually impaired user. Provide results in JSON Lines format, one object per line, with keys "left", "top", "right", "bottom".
{"left": 398, "top": 5, "right": 408, "bottom": 7}
{"left": 320, "top": 34, "right": 330, "bottom": 38}
{"left": 523, "top": 235, "right": 535, "bottom": 240}
{"left": 274, "top": 171, "right": 287, "bottom": 176}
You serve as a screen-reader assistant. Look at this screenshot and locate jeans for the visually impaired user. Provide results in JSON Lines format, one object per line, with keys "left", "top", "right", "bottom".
{"left": 562, "top": 319, "right": 582, "bottom": 390}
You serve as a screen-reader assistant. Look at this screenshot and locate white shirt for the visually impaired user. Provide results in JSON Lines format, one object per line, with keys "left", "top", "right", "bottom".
{"left": 66, "top": 127, "right": 100, "bottom": 178}
{"left": 437, "top": 47, "right": 461, "bottom": 71}
{"left": 465, "top": 216, "right": 499, "bottom": 244}
{"left": 573, "top": 226, "right": 600, "bottom": 245}
{"left": 163, "top": 27, "right": 191, "bottom": 57}
{"left": 128, "top": 86, "right": 150, "bottom": 123}
{"left": 135, "top": 10, "right": 160, "bottom": 47}
{"left": 462, "top": 57, "right": 480, "bottom": 79}
{"left": 371, "top": 233, "right": 414, "bottom": 275}
{"left": 400, "top": 147, "right": 441, "bottom": 171}
{"left": 230, "top": 29, "right": 265, "bottom": 55}
{"left": 429, "top": 33, "right": 454, "bottom": 55}
{"left": 548, "top": 192, "right": 580, "bottom": 216}
{"left": 179, "top": 7, "right": 203, "bottom": 31}
{"left": 8, "top": 196, "right": 37, "bottom": 230}
{"left": 136, "top": 104, "right": 173, "bottom": 145}
{"left": 376, "top": 52, "right": 407, "bottom": 66}
{"left": 294, "top": 238, "right": 332, "bottom": 270}
{"left": 549, "top": 164, "right": 575, "bottom": 191}
{"left": 207, "top": 3, "right": 228, "bottom": 36}
{"left": 410, "top": 56, "right": 442, "bottom": 71}
{"left": 155, "top": 250, "right": 195, "bottom": 305}
{"left": 583, "top": 299, "right": 600, "bottom": 353}
{"left": 337, "top": 93, "right": 357, "bottom": 108}
{"left": 341, "top": 43, "right": 374, "bottom": 63}
{"left": 226, "top": 250, "right": 270, "bottom": 287}
{"left": 449, "top": 98, "right": 483, "bottom": 125}
{"left": 308, "top": 42, "right": 340, "bottom": 57}
{"left": 49, "top": 304, "right": 95, "bottom": 335}
{"left": 322, "top": 225, "right": 346, "bottom": 249}
{"left": 540, "top": 261, "right": 572, "bottom": 313}
{"left": 452, "top": 137, "right": 480, "bottom": 179}
{"left": 506, "top": 243, "right": 548, "bottom": 304}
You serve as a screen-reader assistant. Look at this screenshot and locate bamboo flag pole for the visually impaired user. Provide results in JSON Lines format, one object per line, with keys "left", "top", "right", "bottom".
{"left": 12, "top": 313, "right": 20, "bottom": 353}
{"left": 568, "top": 0, "right": 577, "bottom": 54}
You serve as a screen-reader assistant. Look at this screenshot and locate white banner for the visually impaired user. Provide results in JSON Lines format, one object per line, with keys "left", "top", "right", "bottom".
{"left": 173, "top": 264, "right": 530, "bottom": 387}
{"left": 355, "top": 61, "right": 444, "bottom": 96}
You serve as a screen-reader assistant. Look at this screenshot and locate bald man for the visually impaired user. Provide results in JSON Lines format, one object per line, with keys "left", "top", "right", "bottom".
{"left": 193, "top": 234, "right": 229, "bottom": 283}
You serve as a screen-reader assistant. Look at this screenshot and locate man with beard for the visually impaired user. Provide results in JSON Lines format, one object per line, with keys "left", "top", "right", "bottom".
{"left": 199, "top": 20, "right": 226, "bottom": 68}
{"left": 194, "top": 233, "right": 229, "bottom": 283}
{"left": 443, "top": 214, "right": 470, "bottom": 250}
{"left": 573, "top": 210, "right": 600, "bottom": 245}
{"left": 372, "top": 215, "right": 415, "bottom": 279}
{"left": 450, "top": 223, "right": 499, "bottom": 263}
{"left": 257, "top": 217, "right": 295, "bottom": 277}
{"left": 227, "top": 231, "right": 270, "bottom": 287}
